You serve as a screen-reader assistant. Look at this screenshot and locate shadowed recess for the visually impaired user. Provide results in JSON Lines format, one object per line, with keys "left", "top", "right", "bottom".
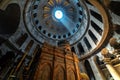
{"left": 0, "top": 3, "right": 20, "bottom": 34}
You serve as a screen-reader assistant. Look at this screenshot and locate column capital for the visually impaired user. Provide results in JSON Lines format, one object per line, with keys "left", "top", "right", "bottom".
{"left": 103, "top": 58, "right": 111, "bottom": 64}
{"left": 109, "top": 37, "right": 120, "bottom": 49}
{"left": 101, "top": 48, "right": 111, "bottom": 58}
{"left": 101, "top": 48, "right": 112, "bottom": 64}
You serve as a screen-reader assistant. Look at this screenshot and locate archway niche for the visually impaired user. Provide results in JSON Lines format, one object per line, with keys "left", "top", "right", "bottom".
{"left": 0, "top": 3, "right": 20, "bottom": 45}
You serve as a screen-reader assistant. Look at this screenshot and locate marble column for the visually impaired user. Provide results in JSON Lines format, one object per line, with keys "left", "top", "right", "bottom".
{"left": 101, "top": 48, "right": 120, "bottom": 80}
{"left": 103, "top": 58, "right": 120, "bottom": 80}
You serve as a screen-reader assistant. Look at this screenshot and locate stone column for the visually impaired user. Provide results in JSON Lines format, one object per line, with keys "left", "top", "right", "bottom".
{"left": 101, "top": 48, "right": 120, "bottom": 80}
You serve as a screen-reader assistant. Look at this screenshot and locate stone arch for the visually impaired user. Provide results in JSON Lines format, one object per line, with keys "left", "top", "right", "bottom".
{"left": 67, "top": 68, "right": 76, "bottom": 80}
{"left": 36, "top": 63, "right": 51, "bottom": 80}
{"left": 54, "top": 65, "right": 65, "bottom": 80}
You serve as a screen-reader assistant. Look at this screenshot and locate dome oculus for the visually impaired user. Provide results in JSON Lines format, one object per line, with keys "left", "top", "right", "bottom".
{"left": 55, "top": 10, "right": 63, "bottom": 19}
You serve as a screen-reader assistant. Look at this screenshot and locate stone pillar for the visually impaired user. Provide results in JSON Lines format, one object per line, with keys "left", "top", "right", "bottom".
{"left": 101, "top": 48, "right": 120, "bottom": 80}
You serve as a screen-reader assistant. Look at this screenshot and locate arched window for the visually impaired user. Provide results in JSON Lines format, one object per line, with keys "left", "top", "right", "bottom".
{"left": 88, "top": 30, "right": 98, "bottom": 44}
{"left": 84, "top": 37, "right": 92, "bottom": 50}
{"left": 90, "top": 10, "right": 103, "bottom": 22}
{"left": 91, "top": 20, "right": 103, "bottom": 35}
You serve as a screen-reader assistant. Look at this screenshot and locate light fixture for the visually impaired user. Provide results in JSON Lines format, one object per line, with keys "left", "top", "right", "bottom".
{"left": 55, "top": 10, "right": 63, "bottom": 19}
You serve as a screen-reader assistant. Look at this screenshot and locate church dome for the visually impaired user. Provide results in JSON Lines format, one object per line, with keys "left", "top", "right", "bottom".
{"left": 0, "top": 0, "right": 110, "bottom": 59}
{"left": 23, "top": 0, "right": 110, "bottom": 59}
{"left": 24, "top": 0, "right": 88, "bottom": 46}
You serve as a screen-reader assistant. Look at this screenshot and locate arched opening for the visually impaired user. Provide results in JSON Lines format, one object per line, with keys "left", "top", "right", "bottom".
{"left": 0, "top": 3, "right": 20, "bottom": 45}
{"left": 91, "top": 20, "right": 103, "bottom": 35}
{"left": 37, "top": 64, "right": 51, "bottom": 80}
{"left": 84, "top": 37, "right": 92, "bottom": 50}
{"left": 88, "top": 30, "right": 98, "bottom": 44}
{"left": 0, "top": 3, "right": 20, "bottom": 34}
{"left": 90, "top": 10, "right": 103, "bottom": 22}
{"left": 84, "top": 60, "right": 95, "bottom": 80}
{"left": 67, "top": 69, "right": 76, "bottom": 80}
{"left": 55, "top": 66, "right": 65, "bottom": 80}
